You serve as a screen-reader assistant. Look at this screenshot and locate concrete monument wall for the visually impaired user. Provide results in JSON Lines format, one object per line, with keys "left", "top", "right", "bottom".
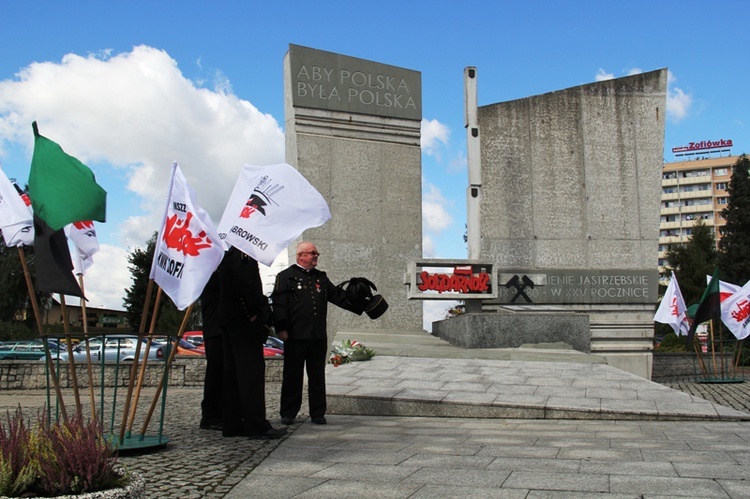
{"left": 283, "top": 45, "right": 423, "bottom": 340}
{"left": 477, "top": 69, "right": 668, "bottom": 378}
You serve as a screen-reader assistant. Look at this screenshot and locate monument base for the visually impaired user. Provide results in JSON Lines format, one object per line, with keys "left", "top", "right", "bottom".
{"left": 432, "top": 310, "right": 590, "bottom": 353}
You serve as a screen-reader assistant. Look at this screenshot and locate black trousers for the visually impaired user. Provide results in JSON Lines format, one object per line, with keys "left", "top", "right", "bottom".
{"left": 200, "top": 334, "right": 223, "bottom": 425}
{"left": 280, "top": 339, "right": 328, "bottom": 419}
{"left": 221, "top": 323, "right": 271, "bottom": 437}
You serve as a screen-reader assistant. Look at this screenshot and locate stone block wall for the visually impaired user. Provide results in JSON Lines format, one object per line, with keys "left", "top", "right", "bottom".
{"left": 0, "top": 357, "right": 283, "bottom": 390}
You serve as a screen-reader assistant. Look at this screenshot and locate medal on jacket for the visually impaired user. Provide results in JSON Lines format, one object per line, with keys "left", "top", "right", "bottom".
{"left": 316, "top": 281, "right": 321, "bottom": 292}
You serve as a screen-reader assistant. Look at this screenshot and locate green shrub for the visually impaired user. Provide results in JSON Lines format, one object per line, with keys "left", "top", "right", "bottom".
{"left": 655, "top": 331, "right": 688, "bottom": 352}
{"left": 0, "top": 408, "right": 126, "bottom": 497}
{"left": 0, "top": 408, "right": 37, "bottom": 497}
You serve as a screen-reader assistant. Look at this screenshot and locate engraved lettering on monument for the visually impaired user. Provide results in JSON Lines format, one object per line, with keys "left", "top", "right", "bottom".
{"left": 496, "top": 270, "right": 657, "bottom": 305}
{"left": 288, "top": 44, "right": 421, "bottom": 120}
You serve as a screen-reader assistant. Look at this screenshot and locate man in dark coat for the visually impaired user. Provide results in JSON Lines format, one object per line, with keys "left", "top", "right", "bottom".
{"left": 219, "top": 247, "right": 286, "bottom": 439}
{"left": 272, "top": 241, "right": 357, "bottom": 425}
{"left": 199, "top": 270, "right": 222, "bottom": 430}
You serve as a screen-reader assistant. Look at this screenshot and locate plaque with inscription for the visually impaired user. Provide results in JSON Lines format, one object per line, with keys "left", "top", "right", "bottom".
{"left": 287, "top": 44, "right": 421, "bottom": 120}
{"left": 494, "top": 269, "right": 658, "bottom": 305}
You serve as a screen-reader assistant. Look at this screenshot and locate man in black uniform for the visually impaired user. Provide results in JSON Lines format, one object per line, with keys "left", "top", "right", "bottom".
{"left": 199, "top": 270, "right": 222, "bottom": 430}
{"left": 219, "top": 247, "right": 286, "bottom": 439}
{"left": 272, "top": 241, "right": 357, "bottom": 425}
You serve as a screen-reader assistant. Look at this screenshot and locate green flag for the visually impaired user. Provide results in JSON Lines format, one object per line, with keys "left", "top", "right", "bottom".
{"left": 686, "top": 267, "right": 721, "bottom": 344}
{"left": 28, "top": 122, "right": 106, "bottom": 231}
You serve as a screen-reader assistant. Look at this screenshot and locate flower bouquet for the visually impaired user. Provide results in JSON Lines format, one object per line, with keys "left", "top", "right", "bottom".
{"left": 329, "top": 339, "right": 375, "bottom": 367}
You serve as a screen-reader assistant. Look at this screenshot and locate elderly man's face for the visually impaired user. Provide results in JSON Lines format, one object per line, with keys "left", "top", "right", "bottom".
{"left": 296, "top": 244, "right": 319, "bottom": 269}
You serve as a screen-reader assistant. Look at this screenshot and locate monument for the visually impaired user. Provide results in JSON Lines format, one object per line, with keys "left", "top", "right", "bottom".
{"left": 432, "top": 68, "right": 668, "bottom": 379}
{"left": 283, "top": 45, "right": 424, "bottom": 340}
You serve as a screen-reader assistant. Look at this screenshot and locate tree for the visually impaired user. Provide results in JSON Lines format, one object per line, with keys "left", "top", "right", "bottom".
{"left": 122, "top": 233, "right": 201, "bottom": 334}
{"left": 0, "top": 236, "right": 51, "bottom": 334}
{"left": 666, "top": 219, "right": 716, "bottom": 305}
{"left": 718, "top": 154, "right": 750, "bottom": 286}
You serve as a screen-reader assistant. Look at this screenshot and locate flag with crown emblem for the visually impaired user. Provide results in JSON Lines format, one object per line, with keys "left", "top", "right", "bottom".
{"left": 217, "top": 163, "right": 331, "bottom": 266}
{"left": 150, "top": 163, "right": 226, "bottom": 310}
{"left": 65, "top": 220, "right": 100, "bottom": 275}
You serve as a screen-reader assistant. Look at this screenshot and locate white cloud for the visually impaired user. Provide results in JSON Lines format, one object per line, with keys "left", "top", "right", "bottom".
{"left": 666, "top": 71, "right": 692, "bottom": 123}
{"left": 421, "top": 118, "right": 449, "bottom": 156}
{"left": 76, "top": 244, "right": 132, "bottom": 310}
{"left": 422, "top": 183, "right": 453, "bottom": 234}
{"left": 422, "top": 300, "right": 458, "bottom": 332}
{"left": 595, "top": 68, "right": 614, "bottom": 81}
{"left": 0, "top": 45, "right": 286, "bottom": 310}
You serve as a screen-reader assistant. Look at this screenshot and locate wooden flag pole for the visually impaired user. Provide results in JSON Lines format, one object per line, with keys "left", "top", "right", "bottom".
{"left": 709, "top": 320, "right": 718, "bottom": 378}
{"left": 118, "top": 279, "right": 155, "bottom": 442}
{"left": 59, "top": 295, "right": 82, "bottom": 413}
{"left": 126, "top": 286, "right": 164, "bottom": 434}
{"left": 17, "top": 246, "right": 68, "bottom": 421}
{"left": 139, "top": 303, "right": 193, "bottom": 438}
{"left": 77, "top": 273, "right": 97, "bottom": 421}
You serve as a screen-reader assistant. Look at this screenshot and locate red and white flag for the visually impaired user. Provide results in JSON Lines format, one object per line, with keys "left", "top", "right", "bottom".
{"left": 65, "top": 220, "right": 100, "bottom": 275}
{"left": 653, "top": 272, "right": 689, "bottom": 336}
{"left": 0, "top": 164, "right": 34, "bottom": 247}
{"left": 150, "top": 163, "right": 226, "bottom": 310}
{"left": 706, "top": 274, "right": 741, "bottom": 302}
{"left": 217, "top": 163, "right": 331, "bottom": 266}
{"left": 720, "top": 279, "right": 750, "bottom": 340}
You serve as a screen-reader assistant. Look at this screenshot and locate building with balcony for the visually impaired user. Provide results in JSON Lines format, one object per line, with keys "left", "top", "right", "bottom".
{"left": 658, "top": 155, "right": 737, "bottom": 276}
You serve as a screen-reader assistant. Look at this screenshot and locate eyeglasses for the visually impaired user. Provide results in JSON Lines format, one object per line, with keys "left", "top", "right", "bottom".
{"left": 298, "top": 251, "right": 320, "bottom": 256}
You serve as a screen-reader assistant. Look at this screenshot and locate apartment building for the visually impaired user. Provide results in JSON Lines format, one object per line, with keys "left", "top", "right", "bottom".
{"left": 658, "top": 140, "right": 737, "bottom": 276}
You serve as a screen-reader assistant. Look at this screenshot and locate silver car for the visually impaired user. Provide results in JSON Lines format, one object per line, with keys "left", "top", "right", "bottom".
{"left": 47, "top": 335, "right": 165, "bottom": 363}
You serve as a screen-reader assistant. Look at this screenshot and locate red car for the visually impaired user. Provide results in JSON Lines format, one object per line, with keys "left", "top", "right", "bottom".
{"left": 182, "top": 331, "right": 283, "bottom": 358}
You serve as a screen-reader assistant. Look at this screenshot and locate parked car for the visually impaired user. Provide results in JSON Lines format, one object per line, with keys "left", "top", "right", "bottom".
{"left": 0, "top": 339, "right": 62, "bottom": 361}
{"left": 263, "top": 346, "right": 284, "bottom": 358}
{"left": 265, "top": 336, "right": 284, "bottom": 351}
{"left": 176, "top": 331, "right": 282, "bottom": 358}
{"left": 183, "top": 331, "right": 204, "bottom": 347}
{"left": 152, "top": 336, "right": 206, "bottom": 356}
{"left": 46, "top": 335, "right": 165, "bottom": 363}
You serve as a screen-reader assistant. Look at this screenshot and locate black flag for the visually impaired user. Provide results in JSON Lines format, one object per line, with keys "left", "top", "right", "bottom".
{"left": 33, "top": 215, "right": 84, "bottom": 298}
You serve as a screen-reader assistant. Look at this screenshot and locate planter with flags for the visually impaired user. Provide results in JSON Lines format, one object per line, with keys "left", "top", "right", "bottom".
{"left": 653, "top": 272, "right": 689, "bottom": 336}
{"left": 686, "top": 268, "right": 721, "bottom": 345}
{"left": 0, "top": 164, "right": 34, "bottom": 247}
{"left": 217, "top": 163, "right": 331, "bottom": 266}
{"left": 720, "top": 279, "right": 750, "bottom": 341}
{"left": 150, "top": 163, "right": 225, "bottom": 310}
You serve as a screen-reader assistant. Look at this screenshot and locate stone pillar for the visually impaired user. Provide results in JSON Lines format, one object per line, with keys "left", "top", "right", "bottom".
{"left": 283, "top": 45, "right": 423, "bottom": 341}
{"left": 476, "top": 69, "right": 668, "bottom": 379}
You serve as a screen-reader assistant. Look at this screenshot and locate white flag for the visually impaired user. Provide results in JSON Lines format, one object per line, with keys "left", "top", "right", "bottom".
{"left": 720, "top": 279, "right": 750, "bottom": 340}
{"left": 150, "top": 163, "right": 226, "bottom": 310}
{"left": 706, "top": 274, "right": 741, "bottom": 302}
{"left": 653, "top": 272, "right": 690, "bottom": 336}
{"left": 65, "top": 220, "right": 100, "bottom": 274}
{"left": 0, "top": 164, "right": 34, "bottom": 247}
{"left": 217, "top": 163, "right": 331, "bottom": 266}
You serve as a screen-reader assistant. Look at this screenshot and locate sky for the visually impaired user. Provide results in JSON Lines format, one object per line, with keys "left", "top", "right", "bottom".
{"left": 1, "top": 0, "right": 748, "bottom": 330}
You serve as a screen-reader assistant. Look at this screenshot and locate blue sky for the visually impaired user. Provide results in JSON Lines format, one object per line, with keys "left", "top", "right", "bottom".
{"left": 1, "top": 1, "right": 748, "bottom": 326}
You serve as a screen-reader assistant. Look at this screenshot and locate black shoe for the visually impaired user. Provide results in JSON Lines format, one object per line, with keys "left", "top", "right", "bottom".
{"left": 200, "top": 421, "right": 222, "bottom": 431}
{"left": 311, "top": 416, "right": 327, "bottom": 425}
{"left": 249, "top": 427, "right": 288, "bottom": 440}
{"left": 281, "top": 417, "right": 294, "bottom": 425}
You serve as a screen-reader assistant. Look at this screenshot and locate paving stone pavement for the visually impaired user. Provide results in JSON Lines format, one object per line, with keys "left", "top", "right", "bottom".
{"left": 3, "top": 373, "right": 750, "bottom": 498}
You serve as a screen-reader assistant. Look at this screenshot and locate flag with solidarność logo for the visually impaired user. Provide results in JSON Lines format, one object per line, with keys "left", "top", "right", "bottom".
{"left": 150, "top": 163, "right": 225, "bottom": 310}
